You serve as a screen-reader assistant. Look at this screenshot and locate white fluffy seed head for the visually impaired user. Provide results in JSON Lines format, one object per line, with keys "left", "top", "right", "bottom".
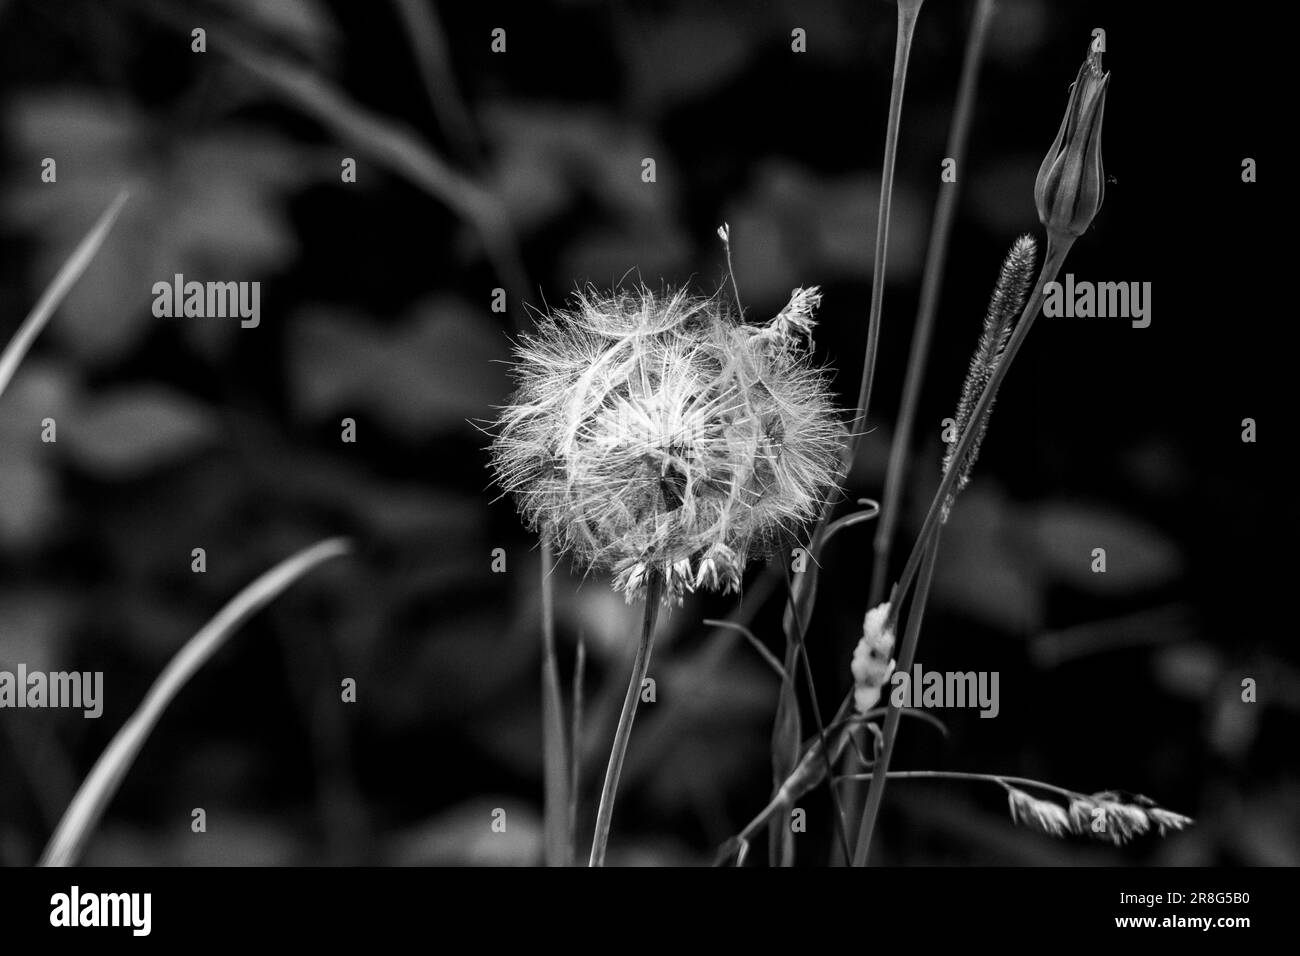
{"left": 851, "top": 600, "right": 896, "bottom": 713}
{"left": 490, "top": 285, "right": 846, "bottom": 604}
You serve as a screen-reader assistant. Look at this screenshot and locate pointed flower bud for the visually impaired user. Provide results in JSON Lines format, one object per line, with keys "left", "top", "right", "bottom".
{"left": 1035, "top": 41, "right": 1110, "bottom": 243}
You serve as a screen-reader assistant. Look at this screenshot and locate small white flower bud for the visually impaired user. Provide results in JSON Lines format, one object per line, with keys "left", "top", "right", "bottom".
{"left": 851, "top": 601, "right": 896, "bottom": 715}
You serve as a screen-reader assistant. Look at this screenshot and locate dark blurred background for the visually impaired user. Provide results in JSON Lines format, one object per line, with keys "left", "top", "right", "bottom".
{"left": 0, "top": 0, "right": 1291, "bottom": 866}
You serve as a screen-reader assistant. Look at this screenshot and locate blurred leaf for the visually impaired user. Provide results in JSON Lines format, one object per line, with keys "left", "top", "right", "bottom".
{"left": 63, "top": 385, "right": 219, "bottom": 478}
{"left": 0, "top": 590, "right": 73, "bottom": 672}
{"left": 622, "top": 655, "right": 772, "bottom": 795}
{"left": 386, "top": 799, "right": 542, "bottom": 866}
{"left": 289, "top": 297, "right": 508, "bottom": 440}
{"left": 967, "top": 155, "right": 1040, "bottom": 235}
{"left": 934, "top": 486, "right": 1044, "bottom": 633}
{"left": 5, "top": 94, "right": 306, "bottom": 362}
{"left": 561, "top": 216, "right": 692, "bottom": 292}
{"left": 1209, "top": 691, "right": 1260, "bottom": 760}
{"left": 726, "top": 161, "right": 927, "bottom": 305}
{"left": 213, "top": 0, "right": 339, "bottom": 64}
{"left": 370, "top": 611, "right": 532, "bottom": 727}
{"left": 86, "top": 815, "right": 305, "bottom": 866}
{"left": 1231, "top": 787, "right": 1300, "bottom": 866}
{"left": 620, "top": 11, "right": 752, "bottom": 109}
{"left": 482, "top": 104, "right": 670, "bottom": 232}
{"left": 0, "top": 363, "right": 77, "bottom": 546}
{"left": 1032, "top": 502, "right": 1182, "bottom": 595}
{"left": 0, "top": 455, "right": 60, "bottom": 547}
{"left": 1152, "top": 643, "right": 1221, "bottom": 700}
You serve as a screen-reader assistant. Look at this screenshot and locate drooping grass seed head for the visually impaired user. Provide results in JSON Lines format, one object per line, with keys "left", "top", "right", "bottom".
{"left": 491, "top": 285, "right": 846, "bottom": 604}
{"left": 1035, "top": 39, "right": 1109, "bottom": 246}
{"left": 1007, "top": 787, "right": 1193, "bottom": 845}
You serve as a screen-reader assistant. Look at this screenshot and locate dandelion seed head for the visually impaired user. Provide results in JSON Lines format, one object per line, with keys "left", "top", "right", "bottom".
{"left": 490, "top": 284, "right": 845, "bottom": 604}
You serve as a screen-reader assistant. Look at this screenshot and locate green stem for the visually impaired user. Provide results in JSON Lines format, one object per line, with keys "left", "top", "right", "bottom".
{"left": 588, "top": 575, "right": 662, "bottom": 866}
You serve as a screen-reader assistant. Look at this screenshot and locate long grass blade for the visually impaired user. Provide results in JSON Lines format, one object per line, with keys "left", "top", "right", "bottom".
{"left": 38, "top": 537, "right": 352, "bottom": 867}
{"left": 0, "top": 190, "right": 128, "bottom": 400}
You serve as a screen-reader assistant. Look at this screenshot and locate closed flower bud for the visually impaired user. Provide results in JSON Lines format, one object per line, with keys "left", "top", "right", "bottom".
{"left": 1035, "top": 41, "right": 1110, "bottom": 243}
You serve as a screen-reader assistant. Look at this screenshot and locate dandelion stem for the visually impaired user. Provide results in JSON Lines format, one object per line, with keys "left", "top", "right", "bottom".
{"left": 539, "top": 531, "right": 569, "bottom": 867}
{"left": 568, "top": 638, "right": 586, "bottom": 866}
{"left": 589, "top": 574, "right": 662, "bottom": 866}
{"left": 869, "top": 0, "right": 995, "bottom": 608}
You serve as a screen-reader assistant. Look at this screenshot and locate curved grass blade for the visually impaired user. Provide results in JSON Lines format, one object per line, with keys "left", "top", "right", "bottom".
{"left": 38, "top": 537, "right": 352, "bottom": 867}
{"left": 0, "top": 190, "right": 129, "bottom": 400}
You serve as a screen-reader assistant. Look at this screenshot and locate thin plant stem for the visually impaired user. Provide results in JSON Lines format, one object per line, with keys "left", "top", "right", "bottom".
{"left": 846, "top": 0, "right": 923, "bottom": 467}
{"left": 808, "top": 238, "right": 1076, "bottom": 856}
{"left": 840, "top": 0, "right": 996, "bottom": 863}
{"left": 767, "top": 6, "right": 921, "bottom": 856}
{"left": 886, "top": 237, "right": 1074, "bottom": 634}
{"left": 568, "top": 638, "right": 586, "bottom": 866}
{"left": 39, "top": 538, "right": 351, "bottom": 867}
{"left": 589, "top": 575, "right": 663, "bottom": 866}
{"left": 869, "top": 0, "right": 996, "bottom": 608}
{"left": 208, "top": 35, "right": 531, "bottom": 332}
{"left": 701, "top": 620, "right": 788, "bottom": 682}
{"left": 851, "top": 525, "right": 941, "bottom": 865}
{"left": 782, "top": 565, "right": 853, "bottom": 865}
{"left": 617, "top": 569, "right": 782, "bottom": 792}
{"left": 390, "top": 0, "right": 481, "bottom": 166}
{"left": 539, "top": 531, "right": 569, "bottom": 867}
{"left": 837, "top": 769, "right": 1080, "bottom": 802}
{"left": 848, "top": 238, "right": 1075, "bottom": 866}
{"left": 722, "top": 706, "right": 943, "bottom": 857}
{"left": 0, "top": 190, "right": 128, "bottom": 400}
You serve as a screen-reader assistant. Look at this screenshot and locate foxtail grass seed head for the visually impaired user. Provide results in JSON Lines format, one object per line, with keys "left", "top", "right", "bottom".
{"left": 491, "top": 284, "right": 846, "bottom": 605}
{"left": 1035, "top": 39, "right": 1109, "bottom": 244}
{"left": 941, "top": 235, "right": 1037, "bottom": 517}
{"left": 851, "top": 601, "right": 896, "bottom": 714}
